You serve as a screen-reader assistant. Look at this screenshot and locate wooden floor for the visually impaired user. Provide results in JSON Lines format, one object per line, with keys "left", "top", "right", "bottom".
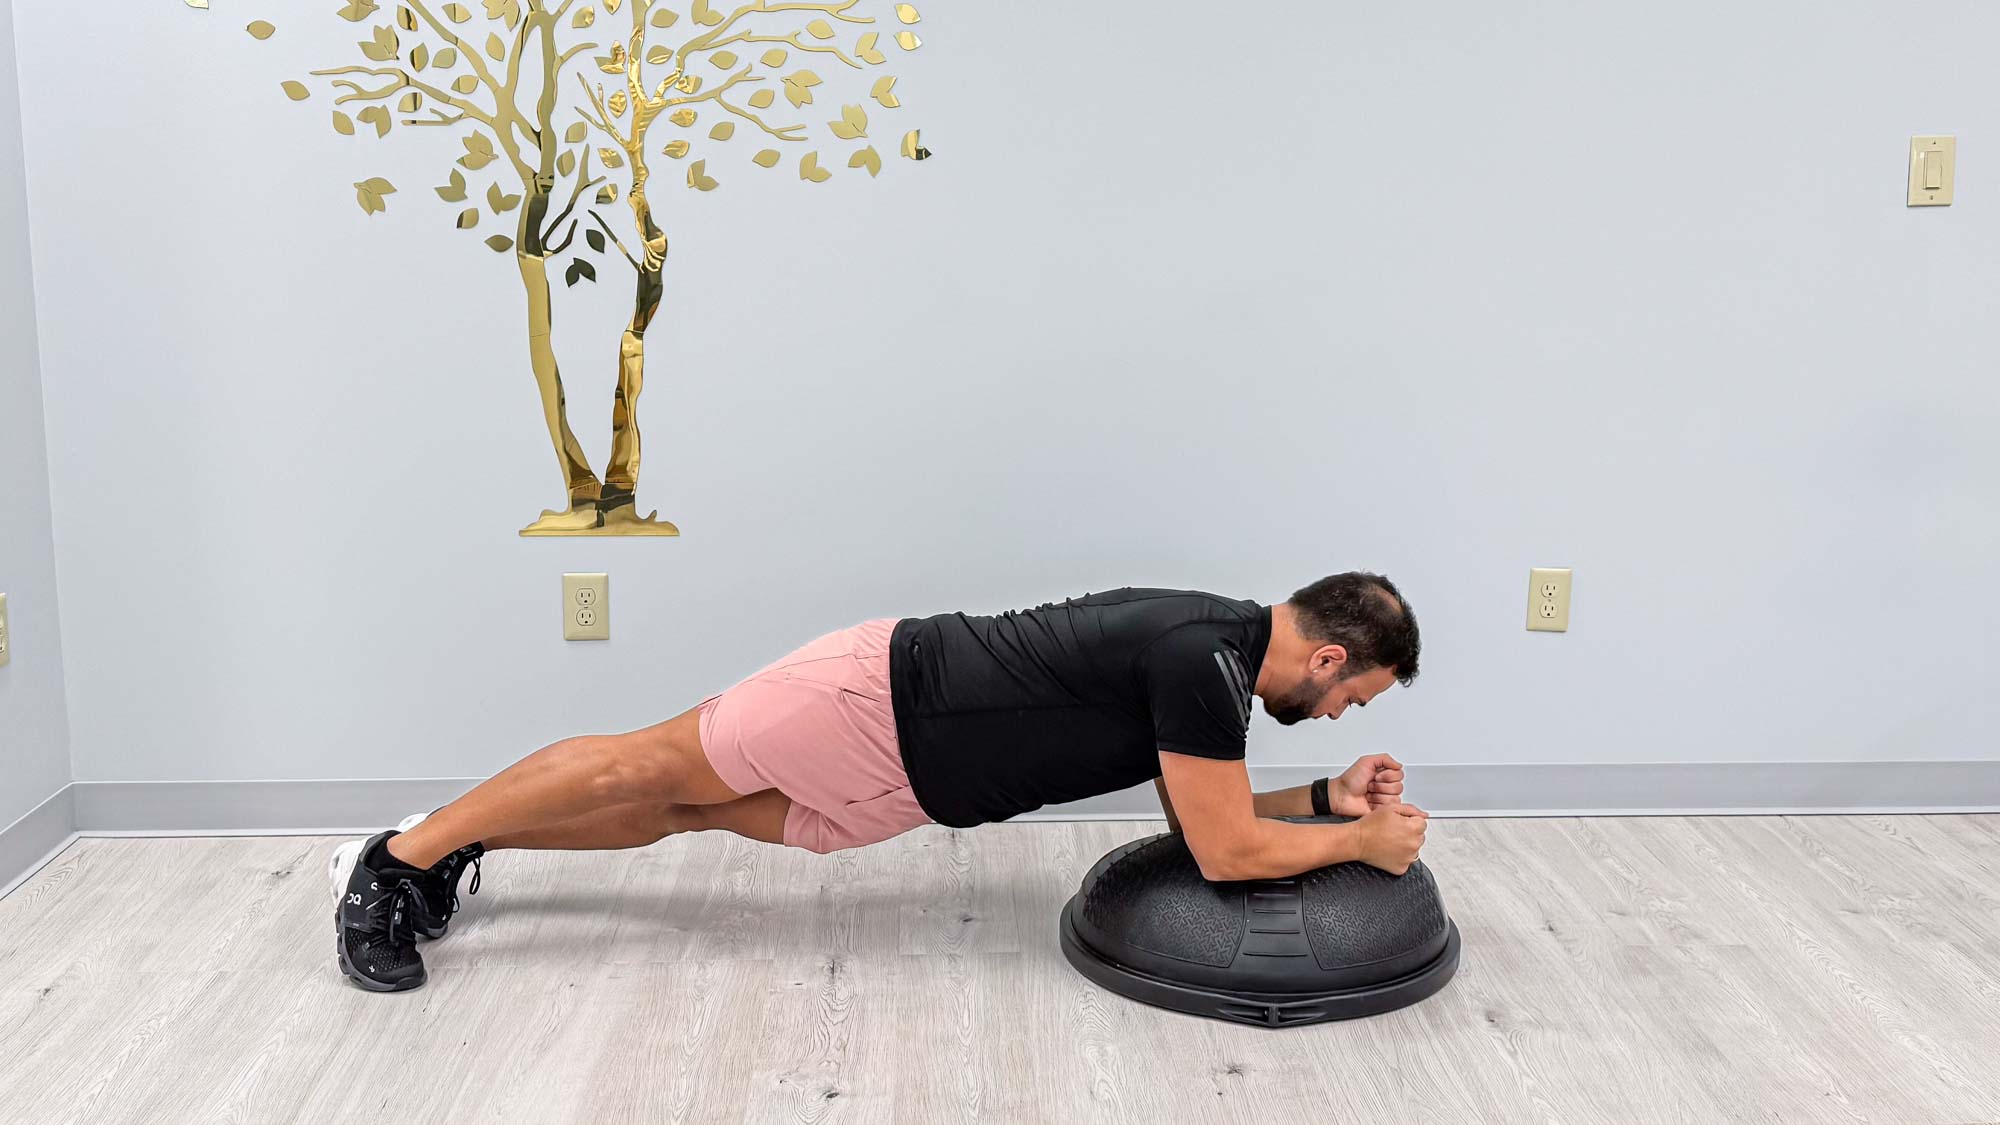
{"left": 1, "top": 814, "right": 1996, "bottom": 1124}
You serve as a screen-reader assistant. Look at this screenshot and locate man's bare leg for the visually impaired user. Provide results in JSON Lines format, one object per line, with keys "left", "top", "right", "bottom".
{"left": 481, "top": 789, "right": 791, "bottom": 851}
{"left": 386, "top": 706, "right": 741, "bottom": 869}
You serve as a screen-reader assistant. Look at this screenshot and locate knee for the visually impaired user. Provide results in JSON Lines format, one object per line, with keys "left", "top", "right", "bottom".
{"left": 656, "top": 803, "right": 706, "bottom": 837}
{"left": 584, "top": 734, "right": 678, "bottom": 803}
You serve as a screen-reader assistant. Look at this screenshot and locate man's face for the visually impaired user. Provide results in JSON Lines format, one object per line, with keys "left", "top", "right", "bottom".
{"left": 1262, "top": 653, "right": 1398, "bottom": 726}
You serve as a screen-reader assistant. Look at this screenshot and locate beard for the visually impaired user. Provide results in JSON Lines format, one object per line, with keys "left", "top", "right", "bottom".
{"left": 1262, "top": 673, "right": 1334, "bottom": 726}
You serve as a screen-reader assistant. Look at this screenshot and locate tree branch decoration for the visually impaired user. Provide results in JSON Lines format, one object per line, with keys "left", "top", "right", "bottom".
{"left": 191, "top": 0, "right": 933, "bottom": 536}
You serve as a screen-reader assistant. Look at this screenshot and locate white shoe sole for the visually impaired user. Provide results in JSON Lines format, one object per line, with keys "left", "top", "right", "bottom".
{"left": 327, "top": 839, "right": 363, "bottom": 906}
{"left": 396, "top": 811, "right": 429, "bottom": 834}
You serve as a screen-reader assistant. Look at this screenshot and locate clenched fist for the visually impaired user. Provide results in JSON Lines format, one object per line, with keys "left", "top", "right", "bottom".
{"left": 1355, "top": 803, "right": 1428, "bottom": 875}
{"left": 1330, "top": 753, "right": 1405, "bottom": 816}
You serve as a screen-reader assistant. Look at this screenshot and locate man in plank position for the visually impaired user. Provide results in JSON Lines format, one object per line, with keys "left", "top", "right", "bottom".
{"left": 331, "top": 572, "right": 1429, "bottom": 991}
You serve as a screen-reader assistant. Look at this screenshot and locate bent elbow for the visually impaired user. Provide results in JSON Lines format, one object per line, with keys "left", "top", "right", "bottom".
{"left": 1193, "top": 844, "right": 1260, "bottom": 883}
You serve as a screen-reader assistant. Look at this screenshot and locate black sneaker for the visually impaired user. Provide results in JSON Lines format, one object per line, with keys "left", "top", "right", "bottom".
{"left": 329, "top": 830, "right": 431, "bottom": 992}
{"left": 394, "top": 810, "right": 485, "bottom": 940}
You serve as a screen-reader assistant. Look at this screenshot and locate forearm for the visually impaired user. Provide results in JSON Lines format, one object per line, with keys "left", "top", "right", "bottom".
{"left": 1213, "top": 818, "right": 1360, "bottom": 881}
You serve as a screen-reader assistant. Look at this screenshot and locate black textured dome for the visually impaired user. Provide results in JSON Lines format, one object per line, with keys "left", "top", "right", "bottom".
{"left": 1059, "top": 815, "right": 1460, "bottom": 1027}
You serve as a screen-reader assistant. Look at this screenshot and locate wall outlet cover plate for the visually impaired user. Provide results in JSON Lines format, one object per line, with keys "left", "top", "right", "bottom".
{"left": 1527, "top": 568, "right": 1572, "bottom": 633}
{"left": 562, "top": 573, "right": 610, "bottom": 641}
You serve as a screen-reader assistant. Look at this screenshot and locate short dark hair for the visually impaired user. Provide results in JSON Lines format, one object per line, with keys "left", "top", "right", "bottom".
{"left": 1287, "top": 572, "right": 1421, "bottom": 685}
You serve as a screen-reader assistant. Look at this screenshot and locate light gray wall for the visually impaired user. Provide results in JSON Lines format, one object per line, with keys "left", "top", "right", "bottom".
{"left": 0, "top": 0, "right": 71, "bottom": 829}
{"left": 11, "top": 1, "right": 1997, "bottom": 790}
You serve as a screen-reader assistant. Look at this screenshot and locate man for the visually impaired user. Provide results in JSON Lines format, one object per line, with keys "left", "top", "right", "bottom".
{"left": 331, "top": 572, "right": 1429, "bottom": 991}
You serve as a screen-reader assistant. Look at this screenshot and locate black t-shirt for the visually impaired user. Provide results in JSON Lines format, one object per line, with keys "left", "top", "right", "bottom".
{"left": 887, "top": 588, "right": 1272, "bottom": 828}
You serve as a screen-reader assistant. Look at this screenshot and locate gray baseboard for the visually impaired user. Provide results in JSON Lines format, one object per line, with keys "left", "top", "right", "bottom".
{"left": 1046, "top": 760, "right": 2000, "bottom": 819}
{"left": 70, "top": 777, "right": 485, "bottom": 835}
{"left": 43, "top": 761, "right": 2000, "bottom": 841}
{"left": 1, "top": 784, "right": 77, "bottom": 899}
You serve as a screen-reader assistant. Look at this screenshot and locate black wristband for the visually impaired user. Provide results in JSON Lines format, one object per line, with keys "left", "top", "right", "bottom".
{"left": 1309, "top": 776, "right": 1333, "bottom": 817}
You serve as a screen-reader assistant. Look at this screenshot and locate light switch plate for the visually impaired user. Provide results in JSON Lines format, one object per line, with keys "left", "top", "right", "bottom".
{"left": 1527, "top": 568, "right": 1572, "bottom": 633}
{"left": 1908, "top": 136, "right": 1956, "bottom": 207}
{"left": 0, "top": 592, "right": 10, "bottom": 667}
{"left": 563, "top": 573, "right": 610, "bottom": 641}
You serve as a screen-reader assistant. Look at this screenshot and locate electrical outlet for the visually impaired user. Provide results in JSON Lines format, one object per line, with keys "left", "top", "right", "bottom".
{"left": 1527, "top": 568, "right": 1572, "bottom": 632}
{"left": 563, "top": 573, "right": 610, "bottom": 641}
{"left": 0, "top": 592, "right": 10, "bottom": 668}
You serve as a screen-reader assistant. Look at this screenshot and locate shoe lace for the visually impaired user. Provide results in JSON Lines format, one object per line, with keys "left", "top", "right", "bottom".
{"left": 452, "top": 854, "right": 482, "bottom": 914}
{"left": 367, "top": 877, "right": 433, "bottom": 948}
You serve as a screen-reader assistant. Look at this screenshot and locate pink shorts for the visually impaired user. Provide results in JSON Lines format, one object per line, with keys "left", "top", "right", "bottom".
{"left": 696, "top": 618, "right": 934, "bottom": 853}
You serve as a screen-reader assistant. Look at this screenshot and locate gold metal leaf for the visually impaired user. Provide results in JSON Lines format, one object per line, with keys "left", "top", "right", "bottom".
{"left": 485, "top": 32, "right": 506, "bottom": 61}
{"left": 564, "top": 122, "right": 587, "bottom": 144}
{"left": 650, "top": 6, "right": 677, "bottom": 27}
{"left": 353, "top": 176, "right": 395, "bottom": 214}
{"left": 186, "top": 0, "right": 208, "bottom": 8}
{"left": 691, "top": 0, "right": 722, "bottom": 26}
{"left": 557, "top": 150, "right": 576, "bottom": 176}
{"left": 441, "top": 2, "right": 470, "bottom": 20}
{"left": 483, "top": 0, "right": 521, "bottom": 27}
{"left": 896, "top": 31, "right": 920, "bottom": 50}
{"left": 358, "top": 105, "right": 392, "bottom": 138}
{"left": 456, "top": 207, "right": 479, "bottom": 228}
{"left": 748, "top": 89, "right": 775, "bottom": 109}
{"left": 596, "top": 184, "right": 620, "bottom": 204}
{"left": 677, "top": 74, "right": 703, "bottom": 94}
{"left": 896, "top": 5, "right": 921, "bottom": 24}
{"left": 435, "top": 169, "right": 468, "bottom": 201}
{"left": 799, "top": 151, "right": 831, "bottom": 182}
{"left": 603, "top": 0, "right": 621, "bottom": 12}
{"left": 487, "top": 182, "right": 521, "bottom": 212}
{"left": 411, "top": 43, "right": 429, "bottom": 70}
{"left": 332, "top": 110, "right": 356, "bottom": 135}
{"left": 670, "top": 108, "right": 697, "bottom": 126}
{"left": 782, "top": 70, "right": 820, "bottom": 108}
{"left": 709, "top": 122, "right": 734, "bottom": 141}
{"left": 336, "top": 0, "right": 378, "bottom": 22}
{"left": 453, "top": 75, "right": 480, "bottom": 93}
{"left": 711, "top": 50, "right": 737, "bottom": 68}
{"left": 849, "top": 146, "right": 881, "bottom": 177}
{"left": 828, "top": 103, "right": 867, "bottom": 140}
{"left": 399, "top": 91, "right": 421, "bottom": 113}
{"left": 433, "top": 46, "right": 458, "bottom": 68}
{"left": 397, "top": 6, "right": 417, "bottom": 31}
{"left": 806, "top": 18, "right": 833, "bottom": 39}
{"left": 663, "top": 140, "right": 689, "bottom": 158}
{"left": 752, "top": 148, "right": 779, "bottom": 167}
{"left": 761, "top": 48, "right": 787, "bottom": 67}
{"left": 609, "top": 90, "right": 628, "bottom": 117}
{"left": 857, "top": 33, "right": 884, "bottom": 64}
{"left": 572, "top": 6, "right": 595, "bottom": 27}
{"left": 687, "top": 159, "right": 718, "bottom": 191}
{"left": 459, "top": 132, "right": 497, "bottom": 168}
{"left": 646, "top": 45, "right": 673, "bottom": 65}
{"left": 871, "top": 76, "right": 898, "bottom": 108}
{"left": 899, "top": 128, "right": 931, "bottom": 160}
{"left": 360, "top": 25, "right": 398, "bottom": 61}
{"left": 484, "top": 234, "right": 515, "bottom": 253}
{"left": 598, "top": 146, "right": 625, "bottom": 169}
{"left": 246, "top": 20, "right": 276, "bottom": 39}
{"left": 281, "top": 80, "right": 310, "bottom": 101}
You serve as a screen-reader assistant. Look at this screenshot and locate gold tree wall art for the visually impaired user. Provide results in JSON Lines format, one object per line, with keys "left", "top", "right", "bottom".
{"left": 187, "top": 0, "right": 933, "bottom": 536}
